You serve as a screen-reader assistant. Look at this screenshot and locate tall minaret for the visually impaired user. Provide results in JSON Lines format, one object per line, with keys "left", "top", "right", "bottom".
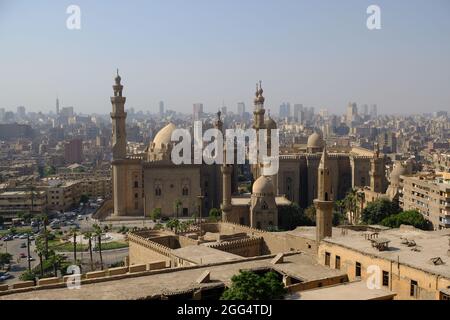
{"left": 314, "top": 145, "right": 333, "bottom": 243}
{"left": 111, "top": 70, "right": 127, "bottom": 217}
{"left": 370, "top": 143, "right": 384, "bottom": 193}
{"left": 217, "top": 110, "right": 232, "bottom": 222}
{"left": 252, "top": 81, "right": 266, "bottom": 180}
{"left": 111, "top": 69, "right": 127, "bottom": 160}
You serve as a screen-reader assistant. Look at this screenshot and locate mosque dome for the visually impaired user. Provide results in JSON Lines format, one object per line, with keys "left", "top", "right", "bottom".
{"left": 265, "top": 116, "right": 277, "bottom": 130}
{"left": 252, "top": 176, "right": 274, "bottom": 195}
{"left": 151, "top": 123, "right": 177, "bottom": 150}
{"left": 307, "top": 132, "right": 324, "bottom": 149}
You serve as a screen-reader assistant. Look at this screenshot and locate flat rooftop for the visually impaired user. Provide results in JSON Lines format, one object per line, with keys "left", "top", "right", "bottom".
{"left": 0, "top": 253, "right": 345, "bottom": 300}
{"left": 324, "top": 226, "right": 450, "bottom": 279}
{"left": 172, "top": 245, "right": 244, "bottom": 264}
{"left": 287, "top": 281, "right": 396, "bottom": 300}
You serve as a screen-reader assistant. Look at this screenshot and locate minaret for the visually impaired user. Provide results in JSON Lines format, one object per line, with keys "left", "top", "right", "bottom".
{"left": 218, "top": 110, "right": 233, "bottom": 222}
{"left": 370, "top": 143, "right": 384, "bottom": 193}
{"left": 314, "top": 145, "right": 333, "bottom": 243}
{"left": 111, "top": 70, "right": 127, "bottom": 217}
{"left": 252, "top": 81, "right": 266, "bottom": 180}
{"left": 111, "top": 69, "right": 127, "bottom": 160}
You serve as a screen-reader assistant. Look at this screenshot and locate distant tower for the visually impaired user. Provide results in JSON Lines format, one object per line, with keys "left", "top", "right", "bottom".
{"left": 314, "top": 146, "right": 333, "bottom": 243}
{"left": 370, "top": 143, "right": 385, "bottom": 193}
{"left": 111, "top": 70, "right": 127, "bottom": 160}
{"left": 159, "top": 101, "right": 164, "bottom": 117}
{"left": 56, "top": 97, "right": 60, "bottom": 115}
{"left": 111, "top": 70, "right": 128, "bottom": 216}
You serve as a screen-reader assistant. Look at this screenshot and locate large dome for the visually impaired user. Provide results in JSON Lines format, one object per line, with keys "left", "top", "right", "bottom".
{"left": 307, "top": 132, "right": 324, "bottom": 149}
{"left": 152, "top": 123, "right": 176, "bottom": 149}
{"left": 252, "top": 176, "right": 274, "bottom": 195}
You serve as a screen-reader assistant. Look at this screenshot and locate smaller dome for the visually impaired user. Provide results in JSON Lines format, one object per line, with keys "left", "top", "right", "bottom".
{"left": 252, "top": 176, "right": 274, "bottom": 195}
{"left": 307, "top": 132, "right": 324, "bottom": 149}
{"left": 265, "top": 116, "right": 277, "bottom": 130}
{"left": 152, "top": 123, "right": 177, "bottom": 150}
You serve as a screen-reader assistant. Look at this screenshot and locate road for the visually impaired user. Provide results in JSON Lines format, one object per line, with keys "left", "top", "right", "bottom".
{"left": 0, "top": 237, "right": 38, "bottom": 284}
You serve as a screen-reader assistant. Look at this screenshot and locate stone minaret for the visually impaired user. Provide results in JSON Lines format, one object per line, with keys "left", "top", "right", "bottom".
{"left": 111, "top": 70, "right": 127, "bottom": 160}
{"left": 252, "top": 81, "right": 266, "bottom": 181}
{"left": 221, "top": 165, "right": 233, "bottom": 222}
{"left": 111, "top": 70, "right": 127, "bottom": 216}
{"left": 314, "top": 145, "right": 333, "bottom": 243}
{"left": 370, "top": 143, "right": 384, "bottom": 193}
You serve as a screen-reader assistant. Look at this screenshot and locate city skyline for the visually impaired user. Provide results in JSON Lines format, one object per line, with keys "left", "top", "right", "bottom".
{"left": 0, "top": 0, "right": 449, "bottom": 114}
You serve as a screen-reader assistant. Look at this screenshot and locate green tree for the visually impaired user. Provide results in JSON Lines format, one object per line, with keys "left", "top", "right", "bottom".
{"left": 174, "top": 199, "right": 182, "bottom": 219}
{"left": 166, "top": 219, "right": 180, "bottom": 234}
{"left": 47, "top": 251, "right": 64, "bottom": 277}
{"left": 304, "top": 205, "right": 316, "bottom": 225}
{"left": 35, "top": 240, "right": 46, "bottom": 276}
{"left": 69, "top": 227, "right": 78, "bottom": 265}
{"left": 150, "top": 208, "right": 162, "bottom": 222}
{"left": 79, "top": 194, "right": 89, "bottom": 205}
{"left": 0, "top": 252, "right": 12, "bottom": 269}
{"left": 278, "top": 203, "right": 314, "bottom": 230}
{"left": 208, "top": 208, "right": 222, "bottom": 222}
{"left": 361, "top": 198, "right": 400, "bottom": 225}
{"left": 221, "top": 270, "right": 287, "bottom": 300}
{"left": 381, "top": 210, "right": 430, "bottom": 230}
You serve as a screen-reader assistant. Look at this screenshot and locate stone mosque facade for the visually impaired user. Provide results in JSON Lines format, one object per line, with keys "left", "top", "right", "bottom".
{"left": 110, "top": 73, "right": 388, "bottom": 229}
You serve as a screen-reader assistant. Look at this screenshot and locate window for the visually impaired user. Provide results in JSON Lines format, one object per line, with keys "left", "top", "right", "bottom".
{"left": 410, "top": 280, "right": 418, "bottom": 298}
{"left": 325, "top": 252, "right": 331, "bottom": 266}
{"left": 335, "top": 256, "right": 341, "bottom": 270}
{"left": 261, "top": 201, "right": 268, "bottom": 210}
{"left": 239, "top": 217, "right": 245, "bottom": 225}
{"left": 382, "top": 271, "right": 389, "bottom": 287}
{"left": 182, "top": 186, "right": 189, "bottom": 196}
{"left": 134, "top": 193, "right": 138, "bottom": 199}
{"left": 355, "top": 262, "right": 361, "bottom": 277}
{"left": 182, "top": 208, "right": 189, "bottom": 217}
{"left": 134, "top": 181, "right": 138, "bottom": 188}
{"left": 155, "top": 187, "right": 162, "bottom": 196}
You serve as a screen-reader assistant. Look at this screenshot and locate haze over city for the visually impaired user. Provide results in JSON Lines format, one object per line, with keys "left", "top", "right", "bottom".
{"left": 1, "top": 0, "right": 449, "bottom": 115}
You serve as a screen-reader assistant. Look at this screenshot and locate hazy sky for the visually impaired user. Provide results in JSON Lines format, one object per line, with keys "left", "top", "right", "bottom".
{"left": 1, "top": 0, "right": 449, "bottom": 115}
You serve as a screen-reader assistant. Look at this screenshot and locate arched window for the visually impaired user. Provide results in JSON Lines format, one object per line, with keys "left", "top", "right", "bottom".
{"left": 155, "top": 187, "right": 162, "bottom": 196}
{"left": 325, "top": 192, "right": 329, "bottom": 201}
{"left": 134, "top": 181, "right": 139, "bottom": 188}
{"left": 261, "top": 201, "right": 268, "bottom": 210}
{"left": 182, "top": 186, "right": 189, "bottom": 196}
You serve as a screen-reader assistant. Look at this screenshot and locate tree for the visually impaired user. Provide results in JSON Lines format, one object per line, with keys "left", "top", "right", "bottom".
{"left": 221, "top": 270, "right": 287, "bottom": 300}
{"left": 150, "top": 208, "right": 162, "bottom": 222}
{"left": 361, "top": 198, "right": 400, "bottom": 225}
{"left": 83, "top": 232, "right": 94, "bottom": 271}
{"left": 278, "top": 203, "right": 314, "bottom": 230}
{"left": 304, "top": 205, "right": 316, "bottom": 225}
{"left": 47, "top": 250, "right": 64, "bottom": 277}
{"left": 381, "top": 210, "right": 430, "bottom": 230}
{"left": 69, "top": 227, "right": 78, "bottom": 264}
{"left": 166, "top": 219, "right": 180, "bottom": 234}
{"left": 174, "top": 199, "right": 182, "bottom": 219}
{"left": 79, "top": 194, "right": 89, "bottom": 205}
{"left": 208, "top": 208, "right": 222, "bottom": 222}
{"left": 35, "top": 240, "right": 45, "bottom": 276}
{"left": 93, "top": 224, "right": 104, "bottom": 270}
{"left": 0, "top": 252, "right": 12, "bottom": 269}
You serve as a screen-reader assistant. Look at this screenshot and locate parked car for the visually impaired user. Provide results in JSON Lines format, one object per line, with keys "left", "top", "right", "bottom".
{"left": 19, "top": 234, "right": 28, "bottom": 239}
{"left": 0, "top": 273, "right": 12, "bottom": 282}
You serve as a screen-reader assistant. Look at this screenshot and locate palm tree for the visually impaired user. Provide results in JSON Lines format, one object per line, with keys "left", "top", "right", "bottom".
{"left": 28, "top": 184, "right": 37, "bottom": 213}
{"left": 93, "top": 224, "right": 104, "bottom": 270}
{"left": 35, "top": 240, "right": 45, "bottom": 277}
{"left": 174, "top": 199, "right": 182, "bottom": 219}
{"left": 69, "top": 227, "right": 78, "bottom": 265}
{"left": 83, "top": 232, "right": 94, "bottom": 271}
{"left": 40, "top": 214, "right": 49, "bottom": 258}
{"left": 47, "top": 250, "right": 64, "bottom": 277}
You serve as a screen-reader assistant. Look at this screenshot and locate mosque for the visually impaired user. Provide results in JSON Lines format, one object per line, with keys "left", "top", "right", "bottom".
{"left": 109, "top": 72, "right": 388, "bottom": 230}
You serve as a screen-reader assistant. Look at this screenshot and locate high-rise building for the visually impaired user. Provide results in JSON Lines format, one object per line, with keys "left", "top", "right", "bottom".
{"left": 346, "top": 102, "right": 358, "bottom": 125}
{"left": 370, "top": 104, "right": 378, "bottom": 119}
{"left": 56, "top": 97, "right": 60, "bottom": 115}
{"left": 64, "top": 138, "right": 83, "bottom": 164}
{"left": 237, "top": 102, "right": 245, "bottom": 117}
{"left": 159, "top": 101, "right": 164, "bottom": 117}
{"left": 17, "top": 106, "right": 26, "bottom": 118}
{"left": 193, "top": 103, "right": 203, "bottom": 121}
{"left": 60, "top": 106, "right": 74, "bottom": 118}
{"left": 293, "top": 104, "right": 303, "bottom": 122}
{"left": 279, "top": 102, "right": 291, "bottom": 119}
